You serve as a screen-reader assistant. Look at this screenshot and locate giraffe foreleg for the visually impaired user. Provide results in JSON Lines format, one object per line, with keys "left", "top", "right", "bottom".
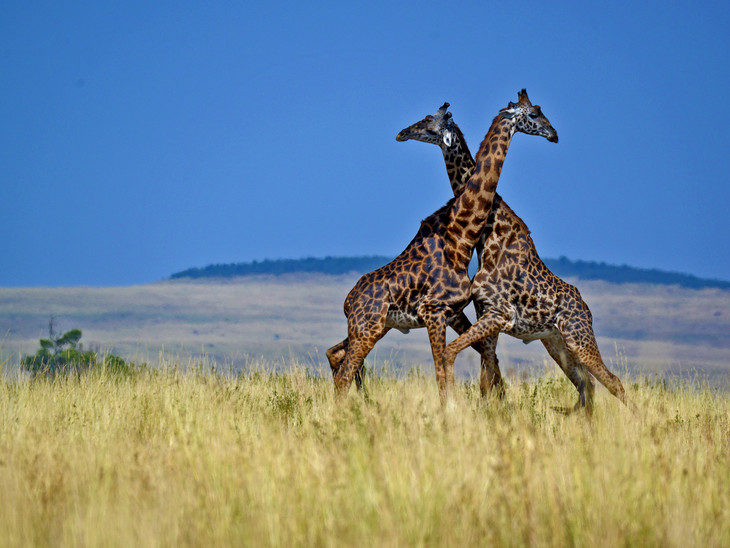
{"left": 472, "top": 301, "right": 505, "bottom": 398}
{"left": 418, "top": 302, "right": 452, "bottom": 400}
{"left": 477, "top": 335, "right": 504, "bottom": 399}
{"left": 425, "top": 316, "right": 449, "bottom": 401}
{"left": 449, "top": 311, "right": 504, "bottom": 397}
{"left": 443, "top": 310, "right": 507, "bottom": 395}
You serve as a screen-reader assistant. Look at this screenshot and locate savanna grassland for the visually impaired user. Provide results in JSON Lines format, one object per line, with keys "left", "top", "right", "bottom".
{"left": 0, "top": 365, "right": 728, "bottom": 547}
{"left": 1, "top": 276, "right": 729, "bottom": 546}
{"left": 2, "top": 275, "right": 730, "bottom": 380}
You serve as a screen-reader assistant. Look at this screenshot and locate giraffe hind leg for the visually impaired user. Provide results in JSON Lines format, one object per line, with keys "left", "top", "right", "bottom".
{"left": 541, "top": 335, "right": 595, "bottom": 414}
{"left": 334, "top": 301, "right": 389, "bottom": 397}
{"left": 557, "top": 317, "right": 635, "bottom": 412}
{"left": 334, "top": 336, "right": 369, "bottom": 396}
{"left": 326, "top": 338, "right": 348, "bottom": 378}
{"left": 327, "top": 337, "right": 368, "bottom": 393}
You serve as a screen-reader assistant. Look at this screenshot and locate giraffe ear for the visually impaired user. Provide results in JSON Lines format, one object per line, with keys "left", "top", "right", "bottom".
{"left": 442, "top": 131, "right": 453, "bottom": 147}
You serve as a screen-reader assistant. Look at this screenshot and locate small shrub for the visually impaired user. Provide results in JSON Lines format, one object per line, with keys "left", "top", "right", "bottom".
{"left": 21, "top": 319, "right": 139, "bottom": 378}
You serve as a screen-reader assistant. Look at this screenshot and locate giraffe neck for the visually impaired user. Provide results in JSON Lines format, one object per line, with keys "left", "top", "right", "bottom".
{"left": 442, "top": 124, "right": 475, "bottom": 197}
{"left": 446, "top": 114, "right": 515, "bottom": 267}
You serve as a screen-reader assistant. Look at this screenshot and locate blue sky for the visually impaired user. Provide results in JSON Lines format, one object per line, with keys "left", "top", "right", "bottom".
{"left": 2, "top": 1, "right": 729, "bottom": 287}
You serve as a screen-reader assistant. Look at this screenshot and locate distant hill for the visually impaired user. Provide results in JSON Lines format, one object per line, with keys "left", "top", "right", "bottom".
{"left": 171, "top": 256, "right": 392, "bottom": 279}
{"left": 540, "top": 257, "right": 730, "bottom": 290}
{"left": 170, "top": 256, "right": 730, "bottom": 290}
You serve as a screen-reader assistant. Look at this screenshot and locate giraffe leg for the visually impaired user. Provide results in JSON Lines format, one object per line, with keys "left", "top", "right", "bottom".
{"left": 326, "top": 338, "right": 348, "bottom": 378}
{"left": 425, "top": 315, "right": 449, "bottom": 401}
{"left": 541, "top": 335, "right": 595, "bottom": 414}
{"left": 450, "top": 310, "right": 504, "bottom": 397}
{"left": 473, "top": 300, "right": 505, "bottom": 398}
{"left": 556, "top": 316, "right": 635, "bottom": 413}
{"left": 334, "top": 336, "right": 373, "bottom": 396}
{"left": 327, "top": 329, "right": 390, "bottom": 393}
{"left": 334, "top": 302, "right": 389, "bottom": 397}
{"left": 442, "top": 310, "right": 507, "bottom": 395}
{"left": 478, "top": 335, "right": 504, "bottom": 398}
{"left": 353, "top": 327, "right": 391, "bottom": 394}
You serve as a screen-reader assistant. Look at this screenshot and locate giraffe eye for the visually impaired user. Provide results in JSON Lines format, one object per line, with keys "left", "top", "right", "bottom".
{"left": 528, "top": 112, "right": 539, "bottom": 119}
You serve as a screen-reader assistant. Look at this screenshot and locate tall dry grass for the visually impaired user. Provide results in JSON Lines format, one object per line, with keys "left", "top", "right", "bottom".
{"left": 0, "top": 363, "right": 728, "bottom": 547}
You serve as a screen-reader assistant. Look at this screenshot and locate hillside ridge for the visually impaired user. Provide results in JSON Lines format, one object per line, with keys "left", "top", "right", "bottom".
{"left": 170, "top": 256, "right": 730, "bottom": 290}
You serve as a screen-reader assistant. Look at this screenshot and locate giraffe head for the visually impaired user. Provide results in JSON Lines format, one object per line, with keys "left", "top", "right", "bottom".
{"left": 500, "top": 89, "right": 558, "bottom": 143}
{"left": 396, "top": 102, "right": 459, "bottom": 150}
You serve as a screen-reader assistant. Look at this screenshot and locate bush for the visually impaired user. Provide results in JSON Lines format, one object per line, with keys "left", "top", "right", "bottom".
{"left": 21, "top": 320, "right": 138, "bottom": 378}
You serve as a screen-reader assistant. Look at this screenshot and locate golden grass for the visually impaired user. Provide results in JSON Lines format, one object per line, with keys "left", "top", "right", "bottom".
{"left": 1, "top": 363, "right": 728, "bottom": 547}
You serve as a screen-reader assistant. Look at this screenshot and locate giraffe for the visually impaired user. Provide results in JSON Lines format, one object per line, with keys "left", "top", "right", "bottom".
{"left": 408, "top": 104, "right": 634, "bottom": 411}
{"left": 327, "top": 89, "right": 558, "bottom": 399}
{"left": 396, "top": 102, "right": 595, "bottom": 412}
